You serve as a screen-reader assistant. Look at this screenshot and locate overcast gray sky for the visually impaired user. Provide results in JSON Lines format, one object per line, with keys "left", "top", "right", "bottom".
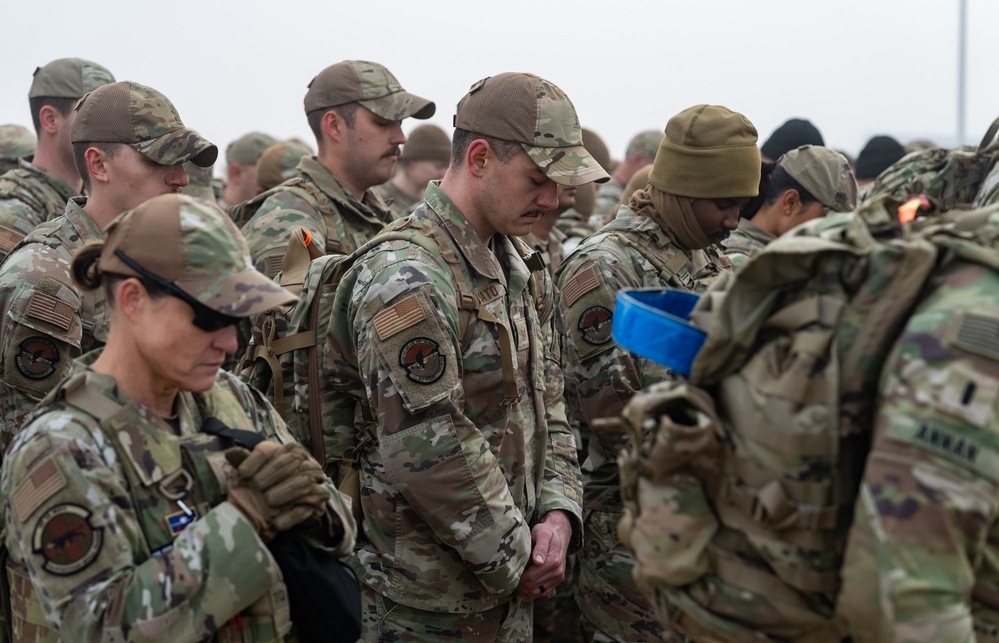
{"left": 2, "top": 0, "right": 994, "bottom": 173}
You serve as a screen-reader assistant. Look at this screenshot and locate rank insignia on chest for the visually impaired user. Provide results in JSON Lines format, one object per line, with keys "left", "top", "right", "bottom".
{"left": 165, "top": 500, "right": 198, "bottom": 537}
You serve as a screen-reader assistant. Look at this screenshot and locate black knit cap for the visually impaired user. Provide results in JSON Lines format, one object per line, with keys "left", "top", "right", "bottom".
{"left": 760, "top": 118, "right": 824, "bottom": 161}
{"left": 855, "top": 135, "right": 906, "bottom": 180}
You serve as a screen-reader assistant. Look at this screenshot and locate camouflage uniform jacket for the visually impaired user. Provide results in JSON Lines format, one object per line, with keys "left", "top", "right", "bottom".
{"left": 525, "top": 226, "right": 567, "bottom": 277}
{"left": 241, "top": 156, "right": 394, "bottom": 277}
{"left": 332, "top": 182, "right": 583, "bottom": 613}
{"left": 0, "top": 197, "right": 107, "bottom": 451}
{"left": 0, "top": 357, "right": 356, "bottom": 642}
{"left": 839, "top": 225, "right": 999, "bottom": 642}
{"left": 371, "top": 179, "right": 420, "bottom": 218}
{"left": 555, "top": 205, "right": 729, "bottom": 512}
{"left": 0, "top": 158, "right": 78, "bottom": 261}
{"left": 721, "top": 217, "right": 775, "bottom": 268}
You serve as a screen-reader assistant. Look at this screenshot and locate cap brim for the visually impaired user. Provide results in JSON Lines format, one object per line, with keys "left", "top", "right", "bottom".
{"left": 180, "top": 269, "right": 296, "bottom": 317}
{"left": 524, "top": 144, "right": 611, "bottom": 186}
{"left": 359, "top": 92, "right": 436, "bottom": 121}
{"left": 132, "top": 127, "right": 219, "bottom": 168}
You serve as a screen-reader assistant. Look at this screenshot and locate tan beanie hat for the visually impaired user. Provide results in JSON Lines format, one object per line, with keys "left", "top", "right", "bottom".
{"left": 649, "top": 104, "right": 761, "bottom": 199}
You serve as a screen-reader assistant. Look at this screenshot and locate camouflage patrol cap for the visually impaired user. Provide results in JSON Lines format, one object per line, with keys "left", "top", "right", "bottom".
{"left": 400, "top": 124, "right": 451, "bottom": 163}
{"left": 28, "top": 58, "right": 114, "bottom": 99}
{"left": 454, "top": 72, "right": 610, "bottom": 186}
{"left": 226, "top": 131, "right": 277, "bottom": 165}
{"left": 256, "top": 140, "right": 311, "bottom": 191}
{"left": 304, "top": 60, "right": 435, "bottom": 121}
{"left": 97, "top": 194, "right": 295, "bottom": 316}
{"left": 72, "top": 81, "right": 218, "bottom": 167}
{"left": 626, "top": 130, "right": 665, "bottom": 160}
{"left": 779, "top": 145, "right": 858, "bottom": 213}
{"left": 0, "top": 124, "right": 35, "bottom": 165}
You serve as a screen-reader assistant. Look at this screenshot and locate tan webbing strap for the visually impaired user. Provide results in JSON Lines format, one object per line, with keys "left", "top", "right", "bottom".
{"left": 294, "top": 180, "right": 343, "bottom": 254}
{"left": 247, "top": 317, "right": 317, "bottom": 410}
{"left": 475, "top": 305, "right": 519, "bottom": 403}
{"left": 306, "top": 287, "right": 325, "bottom": 465}
{"left": 62, "top": 373, "right": 125, "bottom": 420}
{"left": 718, "top": 477, "right": 840, "bottom": 531}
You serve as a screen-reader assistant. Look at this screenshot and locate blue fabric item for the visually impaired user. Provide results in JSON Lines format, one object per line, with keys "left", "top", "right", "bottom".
{"left": 612, "top": 289, "right": 706, "bottom": 377}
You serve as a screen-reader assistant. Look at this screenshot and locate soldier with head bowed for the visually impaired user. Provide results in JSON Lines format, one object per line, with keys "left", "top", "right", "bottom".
{"left": 0, "top": 193, "right": 356, "bottom": 642}
{"left": 0, "top": 58, "right": 114, "bottom": 261}
{"left": 555, "top": 104, "right": 761, "bottom": 642}
{"left": 373, "top": 123, "right": 451, "bottom": 217}
{"left": 328, "top": 71, "right": 606, "bottom": 640}
{"left": 0, "top": 80, "right": 214, "bottom": 453}
{"left": 238, "top": 60, "right": 434, "bottom": 275}
{"left": 724, "top": 144, "right": 858, "bottom": 268}
{"left": 0, "top": 124, "right": 36, "bottom": 175}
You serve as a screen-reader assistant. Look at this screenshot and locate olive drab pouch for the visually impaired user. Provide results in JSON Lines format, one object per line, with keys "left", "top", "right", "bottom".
{"left": 235, "top": 219, "right": 546, "bottom": 525}
{"left": 615, "top": 203, "right": 942, "bottom": 642}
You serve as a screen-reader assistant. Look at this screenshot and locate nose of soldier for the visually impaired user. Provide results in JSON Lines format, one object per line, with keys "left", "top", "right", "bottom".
{"left": 536, "top": 180, "right": 558, "bottom": 211}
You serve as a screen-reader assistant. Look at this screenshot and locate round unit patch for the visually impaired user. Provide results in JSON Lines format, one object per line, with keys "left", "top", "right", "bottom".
{"left": 578, "top": 306, "right": 613, "bottom": 345}
{"left": 32, "top": 504, "right": 103, "bottom": 576}
{"left": 399, "top": 337, "right": 446, "bottom": 384}
{"left": 15, "top": 337, "right": 59, "bottom": 380}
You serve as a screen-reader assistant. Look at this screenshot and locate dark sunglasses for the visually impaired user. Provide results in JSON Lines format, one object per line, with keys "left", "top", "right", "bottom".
{"left": 112, "top": 250, "right": 241, "bottom": 332}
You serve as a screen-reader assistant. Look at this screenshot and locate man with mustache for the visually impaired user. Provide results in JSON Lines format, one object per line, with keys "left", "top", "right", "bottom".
{"left": 554, "top": 104, "right": 760, "bottom": 642}
{"left": 240, "top": 60, "right": 434, "bottom": 277}
{"left": 0, "top": 81, "right": 216, "bottom": 454}
{"left": 329, "top": 71, "right": 606, "bottom": 641}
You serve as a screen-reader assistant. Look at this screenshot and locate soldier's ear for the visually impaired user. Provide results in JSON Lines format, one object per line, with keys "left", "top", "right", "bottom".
{"left": 37, "top": 105, "right": 61, "bottom": 136}
{"left": 114, "top": 278, "right": 146, "bottom": 322}
{"left": 466, "top": 139, "right": 490, "bottom": 178}
{"left": 85, "top": 147, "right": 111, "bottom": 186}
{"left": 779, "top": 188, "right": 801, "bottom": 215}
{"left": 323, "top": 110, "right": 346, "bottom": 144}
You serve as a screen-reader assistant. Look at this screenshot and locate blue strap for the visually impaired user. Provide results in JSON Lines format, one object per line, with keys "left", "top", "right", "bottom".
{"left": 612, "top": 289, "right": 706, "bottom": 377}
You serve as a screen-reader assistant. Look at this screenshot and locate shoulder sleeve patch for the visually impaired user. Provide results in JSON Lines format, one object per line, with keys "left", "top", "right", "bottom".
{"left": 0, "top": 225, "right": 24, "bottom": 254}
{"left": 26, "top": 291, "right": 74, "bottom": 332}
{"left": 561, "top": 266, "right": 599, "bottom": 307}
{"left": 365, "top": 291, "right": 458, "bottom": 413}
{"left": 373, "top": 295, "right": 426, "bottom": 340}
{"left": 947, "top": 312, "right": 999, "bottom": 362}
{"left": 12, "top": 456, "right": 67, "bottom": 522}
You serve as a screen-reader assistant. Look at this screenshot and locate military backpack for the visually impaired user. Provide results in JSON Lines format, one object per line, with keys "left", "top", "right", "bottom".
{"left": 610, "top": 190, "right": 999, "bottom": 642}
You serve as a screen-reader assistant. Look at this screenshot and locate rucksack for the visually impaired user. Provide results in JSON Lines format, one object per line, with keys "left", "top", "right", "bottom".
{"left": 610, "top": 194, "right": 999, "bottom": 641}
{"left": 865, "top": 116, "right": 999, "bottom": 217}
{"left": 237, "top": 215, "right": 547, "bottom": 521}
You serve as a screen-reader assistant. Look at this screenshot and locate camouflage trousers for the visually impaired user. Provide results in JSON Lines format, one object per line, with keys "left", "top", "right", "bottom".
{"left": 577, "top": 509, "right": 673, "bottom": 642}
{"left": 360, "top": 583, "right": 532, "bottom": 642}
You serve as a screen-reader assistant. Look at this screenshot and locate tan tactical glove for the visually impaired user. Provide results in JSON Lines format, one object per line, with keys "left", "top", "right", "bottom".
{"left": 224, "top": 442, "right": 328, "bottom": 540}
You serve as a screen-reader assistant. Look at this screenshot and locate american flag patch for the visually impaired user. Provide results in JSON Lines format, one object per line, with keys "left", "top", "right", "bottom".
{"left": 373, "top": 296, "right": 426, "bottom": 340}
{"left": 0, "top": 225, "right": 23, "bottom": 254}
{"left": 12, "top": 457, "right": 67, "bottom": 522}
{"left": 562, "top": 267, "right": 599, "bottom": 307}
{"left": 26, "top": 292, "right": 74, "bottom": 331}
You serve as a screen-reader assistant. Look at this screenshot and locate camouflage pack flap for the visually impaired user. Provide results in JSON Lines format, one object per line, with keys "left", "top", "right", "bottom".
{"left": 866, "top": 115, "right": 999, "bottom": 214}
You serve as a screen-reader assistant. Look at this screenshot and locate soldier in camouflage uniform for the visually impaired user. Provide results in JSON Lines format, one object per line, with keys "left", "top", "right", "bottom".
{"left": 0, "top": 80, "right": 216, "bottom": 454}
{"left": 329, "top": 71, "right": 605, "bottom": 641}
{"left": 0, "top": 193, "right": 355, "bottom": 642}
{"left": 723, "top": 144, "right": 857, "bottom": 268}
{"left": 373, "top": 123, "right": 451, "bottom": 217}
{"left": 0, "top": 58, "right": 114, "bottom": 261}
{"left": 220, "top": 131, "right": 277, "bottom": 209}
{"left": 239, "top": 60, "right": 434, "bottom": 277}
{"left": 0, "top": 125, "right": 35, "bottom": 175}
{"left": 255, "top": 140, "right": 312, "bottom": 193}
{"left": 590, "top": 130, "right": 663, "bottom": 227}
{"left": 837, "top": 213, "right": 999, "bottom": 640}
{"left": 555, "top": 104, "right": 761, "bottom": 642}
